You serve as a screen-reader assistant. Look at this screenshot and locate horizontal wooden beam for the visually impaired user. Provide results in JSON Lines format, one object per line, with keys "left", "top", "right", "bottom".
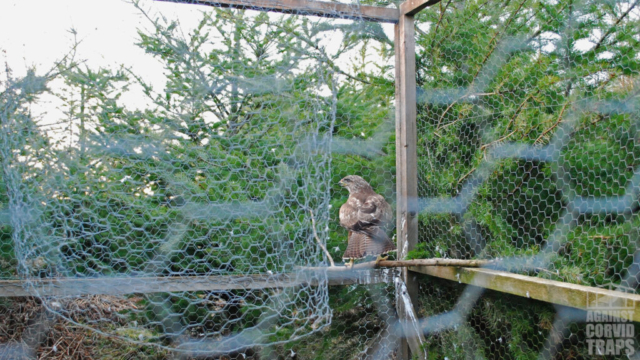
{"left": 0, "top": 270, "right": 392, "bottom": 297}
{"left": 399, "top": 0, "right": 441, "bottom": 16}
{"left": 411, "top": 266, "right": 640, "bottom": 322}
{"left": 1, "top": 258, "right": 491, "bottom": 297}
{"left": 157, "top": 0, "right": 399, "bottom": 23}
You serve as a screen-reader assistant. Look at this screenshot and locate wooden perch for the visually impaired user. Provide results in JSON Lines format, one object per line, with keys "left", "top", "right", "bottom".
{"left": 379, "top": 258, "right": 494, "bottom": 268}
{"left": 301, "top": 258, "right": 495, "bottom": 271}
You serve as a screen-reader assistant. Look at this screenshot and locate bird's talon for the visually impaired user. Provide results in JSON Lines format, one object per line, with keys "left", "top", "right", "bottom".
{"left": 375, "top": 255, "right": 388, "bottom": 266}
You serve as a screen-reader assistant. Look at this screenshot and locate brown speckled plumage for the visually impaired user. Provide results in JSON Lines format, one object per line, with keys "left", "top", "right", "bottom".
{"left": 338, "top": 175, "right": 395, "bottom": 260}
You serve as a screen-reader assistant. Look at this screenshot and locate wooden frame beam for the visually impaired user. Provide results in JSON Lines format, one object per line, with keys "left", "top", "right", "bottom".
{"left": 0, "top": 270, "right": 392, "bottom": 297}
{"left": 412, "top": 266, "right": 640, "bottom": 322}
{"left": 395, "top": 11, "right": 425, "bottom": 360}
{"left": 399, "top": 0, "right": 442, "bottom": 16}
{"left": 157, "top": 0, "right": 399, "bottom": 23}
{"left": 395, "top": 10, "right": 418, "bottom": 303}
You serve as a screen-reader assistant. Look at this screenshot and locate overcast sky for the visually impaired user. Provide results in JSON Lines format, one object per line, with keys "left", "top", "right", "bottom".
{"left": 0, "top": 0, "right": 207, "bottom": 77}
{"left": 1, "top": 0, "right": 394, "bottom": 127}
{"left": 0, "top": 0, "right": 214, "bottom": 129}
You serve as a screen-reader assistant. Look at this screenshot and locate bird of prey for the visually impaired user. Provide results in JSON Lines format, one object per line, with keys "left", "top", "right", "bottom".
{"left": 338, "top": 175, "right": 395, "bottom": 267}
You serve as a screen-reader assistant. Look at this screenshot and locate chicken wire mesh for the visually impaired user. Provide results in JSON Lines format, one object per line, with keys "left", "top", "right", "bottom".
{"left": 0, "top": 0, "right": 399, "bottom": 357}
{"left": 414, "top": 0, "right": 640, "bottom": 358}
{"left": 261, "top": 279, "right": 400, "bottom": 360}
{"left": 3, "top": 0, "right": 640, "bottom": 358}
{"left": 0, "top": 278, "right": 400, "bottom": 359}
{"left": 419, "top": 276, "right": 635, "bottom": 359}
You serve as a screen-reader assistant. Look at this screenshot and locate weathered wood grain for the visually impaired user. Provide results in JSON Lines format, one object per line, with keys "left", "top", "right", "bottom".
{"left": 399, "top": 0, "right": 442, "bottom": 15}
{"left": 395, "top": 12, "right": 425, "bottom": 360}
{"left": 0, "top": 269, "right": 392, "bottom": 297}
{"left": 411, "top": 266, "right": 640, "bottom": 322}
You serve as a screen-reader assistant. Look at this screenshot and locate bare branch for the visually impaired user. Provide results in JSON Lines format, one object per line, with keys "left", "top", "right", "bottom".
{"left": 310, "top": 210, "right": 335, "bottom": 267}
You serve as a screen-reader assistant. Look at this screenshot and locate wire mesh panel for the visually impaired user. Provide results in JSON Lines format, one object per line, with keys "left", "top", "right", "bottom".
{"left": 0, "top": 279, "right": 401, "bottom": 359}
{"left": 418, "top": 275, "right": 640, "bottom": 359}
{"left": 9, "top": 0, "right": 640, "bottom": 358}
{"left": 263, "top": 280, "right": 400, "bottom": 359}
{"left": 0, "top": 0, "right": 398, "bottom": 357}
{"left": 414, "top": 0, "right": 640, "bottom": 358}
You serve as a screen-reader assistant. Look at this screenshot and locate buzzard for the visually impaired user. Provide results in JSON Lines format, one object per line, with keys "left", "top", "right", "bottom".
{"left": 338, "top": 175, "right": 395, "bottom": 267}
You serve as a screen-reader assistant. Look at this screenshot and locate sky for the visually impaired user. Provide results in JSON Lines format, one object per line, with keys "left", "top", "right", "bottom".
{"left": 0, "top": 0, "right": 395, "bottom": 129}
{"left": 0, "top": 0, "right": 203, "bottom": 79}
{"left": 0, "top": 0, "right": 212, "bottom": 121}
{"left": 0, "top": 0, "right": 208, "bottom": 130}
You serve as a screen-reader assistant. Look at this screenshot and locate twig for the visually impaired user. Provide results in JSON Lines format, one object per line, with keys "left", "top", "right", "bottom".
{"left": 429, "top": 0, "right": 454, "bottom": 51}
{"left": 480, "top": 128, "right": 518, "bottom": 151}
{"left": 503, "top": 92, "right": 535, "bottom": 135}
{"left": 309, "top": 210, "right": 335, "bottom": 267}
{"left": 589, "top": 235, "right": 614, "bottom": 240}
{"left": 534, "top": 100, "right": 571, "bottom": 145}
{"left": 435, "top": 92, "right": 497, "bottom": 131}
{"left": 507, "top": 163, "right": 533, "bottom": 198}
{"left": 70, "top": 334, "right": 84, "bottom": 358}
{"left": 534, "top": 267, "right": 560, "bottom": 278}
{"left": 471, "top": 0, "right": 528, "bottom": 80}
{"left": 457, "top": 167, "right": 476, "bottom": 186}
{"left": 593, "top": 0, "right": 640, "bottom": 52}
{"left": 38, "top": 338, "right": 64, "bottom": 359}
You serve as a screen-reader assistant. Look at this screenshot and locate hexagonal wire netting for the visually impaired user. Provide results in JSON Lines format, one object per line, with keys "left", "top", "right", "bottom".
{"left": 0, "top": 0, "right": 400, "bottom": 358}
{"left": 415, "top": 0, "right": 640, "bottom": 358}
{"left": 2, "top": 0, "right": 640, "bottom": 358}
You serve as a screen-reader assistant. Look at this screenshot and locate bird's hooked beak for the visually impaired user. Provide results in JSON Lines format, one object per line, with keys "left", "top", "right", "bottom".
{"left": 338, "top": 179, "right": 345, "bottom": 187}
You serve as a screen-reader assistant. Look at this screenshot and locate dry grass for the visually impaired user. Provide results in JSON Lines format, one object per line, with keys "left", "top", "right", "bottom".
{"left": 0, "top": 295, "right": 269, "bottom": 359}
{"left": 0, "top": 296, "right": 170, "bottom": 360}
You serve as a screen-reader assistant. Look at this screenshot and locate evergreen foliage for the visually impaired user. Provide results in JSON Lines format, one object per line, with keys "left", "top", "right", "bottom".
{"left": 1, "top": 0, "right": 640, "bottom": 357}
{"left": 411, "top": 0, "right": 640, "bottom": 290}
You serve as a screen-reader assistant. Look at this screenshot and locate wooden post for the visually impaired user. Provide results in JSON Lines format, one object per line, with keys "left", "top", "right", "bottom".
{"left": 395, "top": 12, "right": 422, "bottom": 360}
{"left": 395, "top": 12, "right": 418, "bottom": 297}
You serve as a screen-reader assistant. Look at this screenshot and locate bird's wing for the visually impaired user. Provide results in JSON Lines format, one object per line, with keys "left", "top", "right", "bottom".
{"left": 357, "top": 194, "right": 392, "bottom": 228}
{"left": 341, "top": 192, "right": 393, "bottom": 240}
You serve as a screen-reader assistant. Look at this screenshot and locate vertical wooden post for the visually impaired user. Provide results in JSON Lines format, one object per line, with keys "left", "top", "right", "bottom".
{"left": 395, "top": 12, "right": 422, "bottom": 360}
{"left": 395, "top": 12, "right": 418, "bottom": 305}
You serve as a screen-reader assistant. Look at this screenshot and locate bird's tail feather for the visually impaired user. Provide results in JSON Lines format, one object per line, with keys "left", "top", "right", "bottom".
{"left": 342, "top": 228, "right": 396, "bottom": 260}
